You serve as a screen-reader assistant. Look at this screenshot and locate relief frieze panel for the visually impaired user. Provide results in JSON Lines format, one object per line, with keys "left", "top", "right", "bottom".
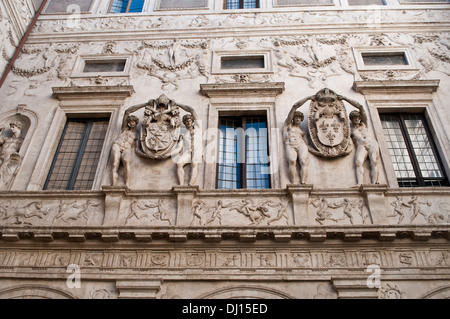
{"left": 1, "top": 248, "right": 448, "bottom": 271}
{"left": 120, "top": 198, "right": 175, "bottom": 226}
{"left": 33, "top": 9, "right": 450, "bottom": 34}
{"left": 190, "top": 197, "right": 293, "bottom": 226}
{"left": 309, "top": 197, "right": 369, "bottom": 226}
{"left": 0, "top": 192, "right": 448, "bottom": 228}
{"left": 386, "top": 195, "right": 449, "bottom": 225}
{"left": 0, "top": 198, "right": 104, "bottom": 227}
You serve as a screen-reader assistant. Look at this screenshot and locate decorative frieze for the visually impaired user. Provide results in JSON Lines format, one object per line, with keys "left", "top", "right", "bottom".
{"left": 0, "top": 247, "right": 448, "bottom": 271}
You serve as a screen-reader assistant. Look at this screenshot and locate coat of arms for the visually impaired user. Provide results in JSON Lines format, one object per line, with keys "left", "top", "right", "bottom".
{"left": 136, "top": 94, "right": 182, "bottom": 159}
{"left": 308, "top": 88, "right": 352, "bottom": 157}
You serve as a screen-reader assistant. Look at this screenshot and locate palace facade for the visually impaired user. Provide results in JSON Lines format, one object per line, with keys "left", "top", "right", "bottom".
{"left": 0, "top": 0, "right": 449, "bottom": 299}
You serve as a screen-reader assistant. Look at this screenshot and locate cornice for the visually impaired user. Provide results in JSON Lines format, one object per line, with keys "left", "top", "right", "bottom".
{"left": 0, "top": 224, "right": 448, "bottom": 243}
{"left": 352, "top": 79, "right": 440, "bottom": 95}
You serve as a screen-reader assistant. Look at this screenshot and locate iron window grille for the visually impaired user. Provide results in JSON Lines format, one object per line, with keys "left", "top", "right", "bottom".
{"left": 44, "top": 118, "right": 109, "bottom": 190}
{"left": 380, "top": 113, "right": 448, "bottom": 187}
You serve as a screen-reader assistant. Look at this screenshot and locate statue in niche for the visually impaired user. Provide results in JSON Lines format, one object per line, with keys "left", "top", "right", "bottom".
{"left": 0, "top": 121, "right": 24, "bottom": 189}
{"left": 307, "top": 88, "right": 352, "bottom": 158}
{"left": 337, "top": 95, "right": 380, "bottom": 186}
{"left": 283, "top": 95, "right": 314, "bottom": 184}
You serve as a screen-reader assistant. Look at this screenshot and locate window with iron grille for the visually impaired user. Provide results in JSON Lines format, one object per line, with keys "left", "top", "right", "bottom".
{"left": 380, "top": 113, "right": 448, "bottom": 187}
{"left": 224, "top": 0, "right": 260, "bottom": 9}
{"left": 44, "top": 118, "right": 109, "bottom": 190}
{"left": 217, "top": 116, "right": 270, "bottom": 189}
{"left": 109, "top": 0, "right": 145, "bottom": 13}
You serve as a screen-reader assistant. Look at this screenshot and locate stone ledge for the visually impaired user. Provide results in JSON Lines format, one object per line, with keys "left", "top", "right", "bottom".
{"left": 352, "top": 80, "right": 440, "bottom": 95}
{"left": 200, "top": 82, "right": 285, "bottom": 98}
{"left": 0, "top": 226, "right": 448, "bottom": 243}
{"left": 52, "top": 85, "right": 135, "bottom": 100}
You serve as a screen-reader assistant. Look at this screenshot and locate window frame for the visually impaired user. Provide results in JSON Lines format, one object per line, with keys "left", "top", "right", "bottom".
{"left": 155, "top": 0, "right": 210, "bottom": 10}
{"left": 200, "top": 82, "right": 284, "bottom": 190}
{"left": 217, "top": 114, "right": 271, "bottom": 189}
{"left": 70, "top": 55, "right": 132, "bottom": 79}
{"left": 108, "top": 0, "right": 145, "bottom": 13}
{"left": 379, "top": 112, "right": 449, "bottom": 187}
{"left": 352, "top": 46, "right": 419, "bottom": 71}
{"left": 223, "top": 0, "right": 260, "bottom": 9}
{"left": 211, "top": 50, "right": 273, "bottom": 75}
{"left": 44, "top": 118, "right": 110, "bottom": 191}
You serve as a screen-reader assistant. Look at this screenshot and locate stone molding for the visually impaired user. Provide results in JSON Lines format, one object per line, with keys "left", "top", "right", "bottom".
{"left": 52, "top": 85, "right": 135, "bottom": 101}
{"left": 200, "top": 82, "right": 285, "bottom": 98}
{"left": 352, "top": 80, "right": 440, "bottom": 95}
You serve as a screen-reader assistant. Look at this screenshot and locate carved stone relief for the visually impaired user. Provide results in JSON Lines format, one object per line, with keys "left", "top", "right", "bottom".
{"left": 135, "top": 39, "right": 210, "bottom": 90}
{"left": 387, "top": 196, "right": 448, "bottom": 225}
{"left": 120, "top": 198, "right": 175, "bottom": 226}
{"left": 0, "top": 118, "right": 28, "bottom": 190}
{"left": 111, "top": 95, "right": 202, "bottom": 187}
{"left": 310, "top": 197, "right": 369, "bottom": 225}
{"left": 191, "top": 197, "right": 292, "bottom": 226}
{"left": 378, "top": 284, "right": 406, "bottom": 299}
{"left": 307, "top": 88, "right": 352, "bottom": 158}
{"left": 0, "top": 198, "right": 104, "bottom": 226}
{"left": 1, "top": 248, "right": 448, "bottom": 270}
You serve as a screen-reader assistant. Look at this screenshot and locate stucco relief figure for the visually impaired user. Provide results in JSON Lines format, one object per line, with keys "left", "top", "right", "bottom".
{"left": 171, "top": 103, "right": 203, "bottom": 186}
{"left": 308, "top": 88, "right": 352, "bottom": 158}
{"left": 0, "top": 121, "right": 24, "bottom": 189}
{"left": 337, "top": 95, "right": 380, "bottom": 186}
{"left": 111, "top": 109, "right": 140, "bottom": 187}
{"left": 283, "top": 95, "right": 314, "bottom": 184}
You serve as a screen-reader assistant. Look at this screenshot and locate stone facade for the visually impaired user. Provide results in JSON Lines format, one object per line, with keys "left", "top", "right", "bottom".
{"left": 0, "top": 0, "right": 449, "bottom": 299}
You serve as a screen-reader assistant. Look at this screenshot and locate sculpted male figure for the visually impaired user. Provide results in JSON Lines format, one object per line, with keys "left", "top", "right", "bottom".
{"left": 283, "top": 95, "right": 314, "bottom": 184}
{"left": 0, "top": 121, "right": 23, "bottom": 168}
{"left": 111, "top": 109, "right": 140, "bottom": 187}
{"left": 172, "top": 103, "right": 202, "bottom": 186}
{"left": 338, "top": 95, "right": 380, "bottom": 186}
{"left": 0, "top": 121, "right": 24, "bottom": 189}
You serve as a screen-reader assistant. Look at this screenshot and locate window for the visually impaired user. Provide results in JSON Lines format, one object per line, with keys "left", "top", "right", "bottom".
{"left": 362, "top": 52, "right": 407, "bottom": 66}
{"left": 212, "top": 51, "right": 273, "bottom": 75}
{"left": 380, "top": 113, "right": 448, "bottom": 187}
{"left": 70, "top": 55, "right": 132, "bottom": 79}
{"left": 347, "top": 0, "right": 385, "bottom": 5}
{"left": 44, "top": 118, "right": 109, "bottom": 190}
{"left": 156, "top": 0, "right": 209, "bottom": 10}
{"left": 83, "top": 60, "right": 126, "bottom": 73}
{"left": 353, "top": 47, "right": 418, "bottom": 71}
{"left": 274, "top": 0, "right": 334, "bottom": 6}
{"left": 217, "top": 116, "right": 270, "bottom": 189}
{"left": 224, "top": 0, "right": 260, "bottom": 9}
{"left": 221, "top": 56, "right": 265, "bottom": 69}
{"left": 44, "top": 0, "right": 93, "bottom": 13}
{"left": 109, "top": 0, "right": 145, "bottom": 13}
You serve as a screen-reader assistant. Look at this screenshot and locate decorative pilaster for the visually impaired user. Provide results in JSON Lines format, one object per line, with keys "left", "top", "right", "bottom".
{"left": 116, "top": 279, "right": 163, "bottom": 299}
{"left": 102, "top": 186, "right": 127, "bottom": 226}
{"left": 173, "top": 185, "right": 199, "bottom": 226}
{"left": 332, "top": 278, "right": 379, "bottom": 299}
{"left": 360, "top": 184, "right": 388, "bottom": 224}
{"left": 287, "top": 184, "right": 313, "bottom": 226}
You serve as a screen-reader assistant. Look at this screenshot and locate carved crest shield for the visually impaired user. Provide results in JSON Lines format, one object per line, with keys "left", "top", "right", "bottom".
{"left": 136, "top": 94, "right": 181, "bottom": 159}
{"left": 308, "top": 89, "right": 351, "bottom": 157}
